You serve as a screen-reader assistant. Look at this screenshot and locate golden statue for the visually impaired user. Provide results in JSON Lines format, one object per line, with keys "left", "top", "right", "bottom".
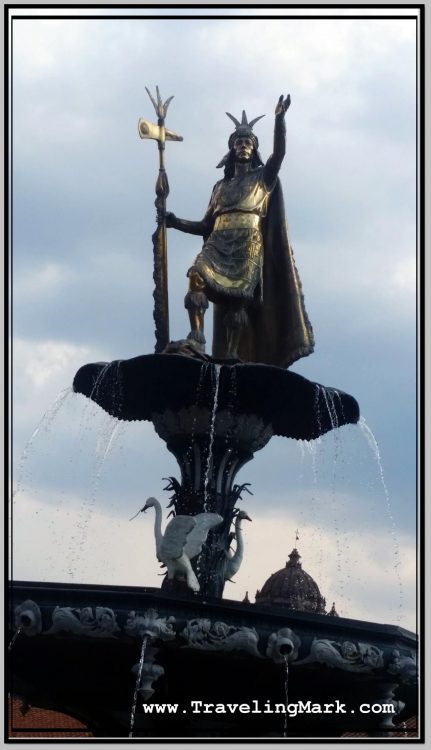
{"left": 166, "top": 95, "right": 314, "bottom": 368}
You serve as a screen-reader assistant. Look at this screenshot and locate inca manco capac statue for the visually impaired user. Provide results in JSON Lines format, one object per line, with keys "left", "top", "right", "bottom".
{"left": 166, "top": 95, "right": 314, "bottom": 367}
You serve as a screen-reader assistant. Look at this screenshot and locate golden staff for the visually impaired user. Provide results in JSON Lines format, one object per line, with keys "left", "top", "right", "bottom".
{"left": 138, "top": 86, "right": 183, "bottom": 352}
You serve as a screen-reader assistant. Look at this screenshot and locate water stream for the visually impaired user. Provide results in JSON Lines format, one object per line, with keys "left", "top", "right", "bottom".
{"left": 358, "top": 416, "right": 404, "bottom": 618}
{"left": 89, "top": 362, "right": 112, "bottom": 403}
{"left": 76, "top": 364, "right": 116, "bottom": 458}
{"left": 66, "top": 416, "right": 122, "bottom": 579}
{"left": 227, "top": 366, "right": 237, "bottom": 412}
{"left": 129, "top": 636, "right": 148, "bottom": 737}
{"left": 301, "top": 438, "right": 325, "bottom": 573}
{"left": 186, "top": 362, "right": 209, "bottom": 478}
{"left": 203, "top": 364, "right": 221, "bottom": 510}
{"left": 322, "top": 388, "right": 347, "bottom": 605}
{"left": 283, "top": 656, "right": 289, "bottom": 738}
{"left": 8, "top": 627, "right": 22, "bottom": 652}
{"left": 13, "top": 387, "right": 73, "bottom": 502}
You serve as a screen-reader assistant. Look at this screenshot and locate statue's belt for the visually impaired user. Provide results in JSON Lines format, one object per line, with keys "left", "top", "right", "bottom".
{"left": 213, "top": 213, "right": 261, "bottom": 231}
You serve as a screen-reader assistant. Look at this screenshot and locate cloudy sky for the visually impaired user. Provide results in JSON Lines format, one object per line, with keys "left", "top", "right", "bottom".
{"left": 10, "top": 6, "right": 418, "bottom": 632}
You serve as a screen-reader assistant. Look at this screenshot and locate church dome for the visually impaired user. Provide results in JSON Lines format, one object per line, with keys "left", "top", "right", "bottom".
{"left": 255, "top": 547, "right": 327, "bottom": 614}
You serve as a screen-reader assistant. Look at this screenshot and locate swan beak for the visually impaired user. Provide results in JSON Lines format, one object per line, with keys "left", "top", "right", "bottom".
{"left": 129, "top": 506, "right": 146, "bottom": 521}
{"left": 244, "top": 513, "right": 252, "bottom": 522}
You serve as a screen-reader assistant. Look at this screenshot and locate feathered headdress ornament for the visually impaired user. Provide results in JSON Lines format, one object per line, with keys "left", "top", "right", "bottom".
{"left": 216, "top": 109, "right": 265, "bottom": 168}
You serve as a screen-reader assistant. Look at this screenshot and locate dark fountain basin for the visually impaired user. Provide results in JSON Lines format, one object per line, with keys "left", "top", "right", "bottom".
{"left": 72, "top": 353, "right": 360, "bottom": 441}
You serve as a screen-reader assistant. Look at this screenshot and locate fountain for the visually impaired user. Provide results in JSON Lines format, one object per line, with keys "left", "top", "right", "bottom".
{"left": 9, "top": 88, "right": 417, "bottom": 739}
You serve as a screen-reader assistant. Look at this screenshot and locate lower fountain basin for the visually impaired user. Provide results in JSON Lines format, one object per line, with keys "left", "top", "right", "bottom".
{"left": 10, "top": 581, "right": 417, "bottom": 739}
{"left": 72, "top": 354, "right": 359, "bottom": 441}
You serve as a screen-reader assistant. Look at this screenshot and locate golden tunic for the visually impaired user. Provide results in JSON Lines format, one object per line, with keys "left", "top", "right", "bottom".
{"left": 193, "top": 166, "right": 273, "bottom": 301}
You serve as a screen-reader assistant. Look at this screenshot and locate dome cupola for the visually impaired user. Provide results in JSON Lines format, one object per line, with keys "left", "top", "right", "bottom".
{"left": 255, "top": 547, "right": 327, "bottom": 614}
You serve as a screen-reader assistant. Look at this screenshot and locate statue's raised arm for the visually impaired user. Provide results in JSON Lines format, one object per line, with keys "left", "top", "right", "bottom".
{"left": 263, "top": 94, "right": 291, "bottom": 189}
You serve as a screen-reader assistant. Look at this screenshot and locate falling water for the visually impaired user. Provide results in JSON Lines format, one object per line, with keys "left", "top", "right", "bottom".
{"left": 358, "top": 416, "right": 404, "bottom": 618}
{"left": 303, "top": 437, "right": 319, "bottom": 484}
{"left": 313, "top": 384, "right": 323, "bottom": 437}
{"left": 300, "top": 439, "right": 325, "bottom": 572}
{"left": 323, "top": 388, "right": 345, "bottom": 601}
{"left": 13, "top": 387, "right": 73, "bottom": 502}
{"left": 334, "top": 389, "right": 346, "bottom": 424}
{"left": 76, "top": 363, "right": 114, "bottom": 453}
{"left": 186, "top": 362, "right": 209, "bottom": 469}
{"left": 297, "top": 439, "right": 306, "bottom": 478}
{"left": 227, "top": 366, "right": 237, "bottom": 412}
{"left": 129, "top": 636, "right": 147, "bottom": 737}
{"left": 321, "top": 388, "right": 339, "bottom": 431}
{"left": 283, "top": 656, "right": 289, "bottom": 738}
{"left": 317, "top": 385, "right": 351, "bottom": 608}
{"left": 89, "top": 362, "right": 112, "bottom": 402}
{"left": 66, "top": 416, "right": 122, "bottom": 579}
{"left": 8, "top": 627, "right": 22, "bottom": 652}
{"left": 308, "top": 390, "right": 329, "bottom": 573}
{"left": 222, "top": 366, "right": 238, "bottom": 456}
{"left": 113, "top": 361, "right": 124, "bottom": 417}
{"left": 203, "top": 364, "right": 221, "bottom": 510}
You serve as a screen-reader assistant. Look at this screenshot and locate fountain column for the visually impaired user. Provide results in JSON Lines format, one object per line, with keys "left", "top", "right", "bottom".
{"left": 152, "top": 405, "right": 273, "bottom": 597}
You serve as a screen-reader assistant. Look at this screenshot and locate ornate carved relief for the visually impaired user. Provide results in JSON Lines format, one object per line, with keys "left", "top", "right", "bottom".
{"left": 44, "top": 606, "right": 120, "bottom": 638}
{"left": 152, "top": 408, "right": 273, "bottom": 452}
{"left": 387, "top": 649, "right": 417, "bottom": 682}
{"left": 181, "top": 618, "right": 262, "bottom": 657}
{"left": 297, "top": 638, "right": 383, "bottom": 672}
{"left": 125, "top": 608, "right": 176, "bottom": 640}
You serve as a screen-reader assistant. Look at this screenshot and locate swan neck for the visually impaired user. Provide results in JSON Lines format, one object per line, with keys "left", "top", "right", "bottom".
{"left": 153, "top": 501, "right": 163, "bottom": 547}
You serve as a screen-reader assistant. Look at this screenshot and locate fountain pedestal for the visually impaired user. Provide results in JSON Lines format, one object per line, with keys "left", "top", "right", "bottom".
{"left": 152, "top": 407, "right": 272, "bottom": 596}
{"left": 73, "top": 353, "right": 360, "bottom": 596}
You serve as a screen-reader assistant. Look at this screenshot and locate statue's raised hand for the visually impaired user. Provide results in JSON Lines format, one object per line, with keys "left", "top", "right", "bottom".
{"left": 275, "top": 94, "right": 291, "bottom": 116}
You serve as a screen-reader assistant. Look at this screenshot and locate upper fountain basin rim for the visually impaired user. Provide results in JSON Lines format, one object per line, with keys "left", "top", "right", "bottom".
{"left": 72, "top": 353, "right": 360, "bottom": 441}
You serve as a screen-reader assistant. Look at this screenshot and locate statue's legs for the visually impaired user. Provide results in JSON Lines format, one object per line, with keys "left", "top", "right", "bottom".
{"left": 223, "top": 305, "right": 248, "bottom": 360}
{"left": 185, "top": 267, "right": 248, "bottom": 359}
{"left": 184, "top": 268, "right": 209, "bottom": 350}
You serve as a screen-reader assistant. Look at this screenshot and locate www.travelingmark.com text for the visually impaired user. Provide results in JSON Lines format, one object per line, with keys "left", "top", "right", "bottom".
{"left": 140, "top": 700, "right": 395, "bottom": 716}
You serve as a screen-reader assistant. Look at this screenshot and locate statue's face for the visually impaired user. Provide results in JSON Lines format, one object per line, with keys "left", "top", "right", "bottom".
{"left": 234, "top": 136, "right": 254, "bottom": 163}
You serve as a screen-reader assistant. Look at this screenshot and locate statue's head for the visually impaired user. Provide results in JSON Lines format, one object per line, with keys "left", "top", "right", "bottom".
{"left": 217, "top": 109, "right": 265, "bottom": 175}
{"left": 233, "top": 135, "right": 254, "bottom": 163}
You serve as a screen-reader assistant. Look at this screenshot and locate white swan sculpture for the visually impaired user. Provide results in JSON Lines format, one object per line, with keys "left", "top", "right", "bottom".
{"left": 131, "top": 497, "right": 223, "bottom": 593}
{"left": 224, "top": 509, "right": 252, "bottom": 581}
